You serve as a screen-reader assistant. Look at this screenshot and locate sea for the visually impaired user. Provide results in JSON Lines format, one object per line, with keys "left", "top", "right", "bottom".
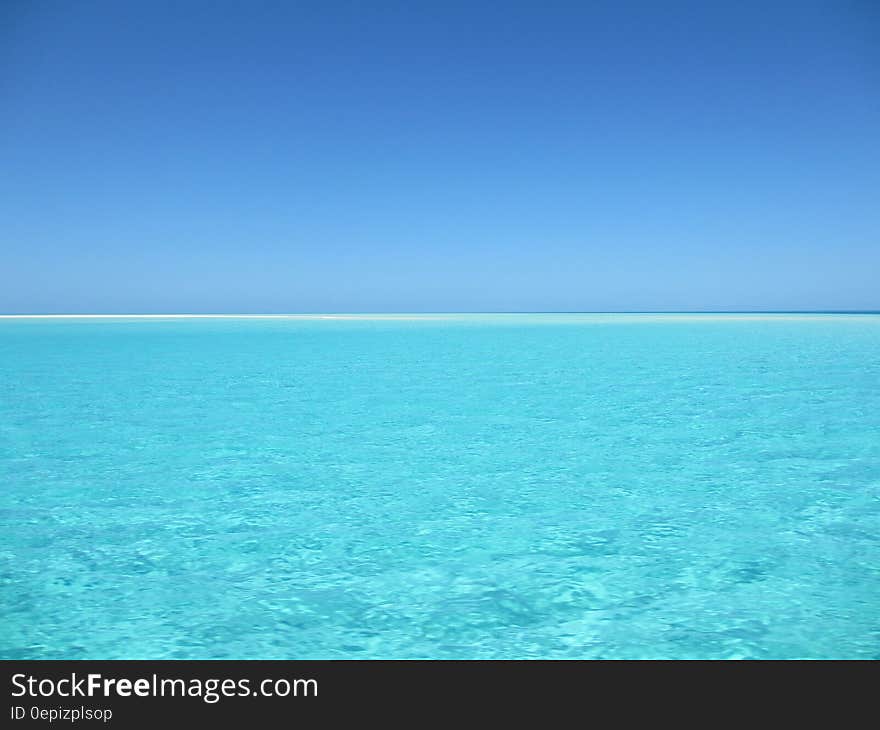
{"left": 1, "top": 313, "right": 878, "bottom": 658}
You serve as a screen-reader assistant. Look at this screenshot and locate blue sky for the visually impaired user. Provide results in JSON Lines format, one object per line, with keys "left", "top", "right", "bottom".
{"left": 2, "top": 1, "right": 878, "bottom": 312}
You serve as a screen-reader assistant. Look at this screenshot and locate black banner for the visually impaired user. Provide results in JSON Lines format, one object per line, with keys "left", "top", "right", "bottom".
{"left": 2, "top": 660, "right": 873, "bottom": 726}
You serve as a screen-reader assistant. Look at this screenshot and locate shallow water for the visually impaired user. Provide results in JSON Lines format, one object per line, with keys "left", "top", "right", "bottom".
{"left": 1, "top": 314, "right": 878, "bottom": 658}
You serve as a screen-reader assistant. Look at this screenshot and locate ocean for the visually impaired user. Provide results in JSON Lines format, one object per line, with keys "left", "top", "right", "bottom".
{"left": 1, "top": 314, "right": 878, "bottom": 658}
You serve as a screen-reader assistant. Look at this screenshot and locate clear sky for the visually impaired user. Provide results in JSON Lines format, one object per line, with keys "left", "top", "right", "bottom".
{"left": 2, "top": 1, "right": 878, "bottom": 313}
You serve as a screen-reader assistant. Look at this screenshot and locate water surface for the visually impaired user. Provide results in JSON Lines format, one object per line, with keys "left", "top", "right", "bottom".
{"left": 1, "top": 314, "right": 878, "bottom": 658}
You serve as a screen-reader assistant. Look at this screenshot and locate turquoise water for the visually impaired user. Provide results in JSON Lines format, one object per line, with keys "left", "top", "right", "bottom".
{"left": 1, "top": 314, "right": 878, "bottom": 659}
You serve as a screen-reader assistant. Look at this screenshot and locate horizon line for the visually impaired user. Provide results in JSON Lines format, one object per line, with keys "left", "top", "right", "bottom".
{"left": 2, "top": 310, "right": 879, "bottom": 319}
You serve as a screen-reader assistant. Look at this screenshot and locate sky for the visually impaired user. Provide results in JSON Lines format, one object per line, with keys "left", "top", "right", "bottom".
{"left": 1, "top": 0, "right": 878, "bottom": 313}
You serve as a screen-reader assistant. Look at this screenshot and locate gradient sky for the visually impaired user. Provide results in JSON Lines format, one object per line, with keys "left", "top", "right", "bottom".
{"left": 2, "top": 1, "right": 878, "bottom": 313}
